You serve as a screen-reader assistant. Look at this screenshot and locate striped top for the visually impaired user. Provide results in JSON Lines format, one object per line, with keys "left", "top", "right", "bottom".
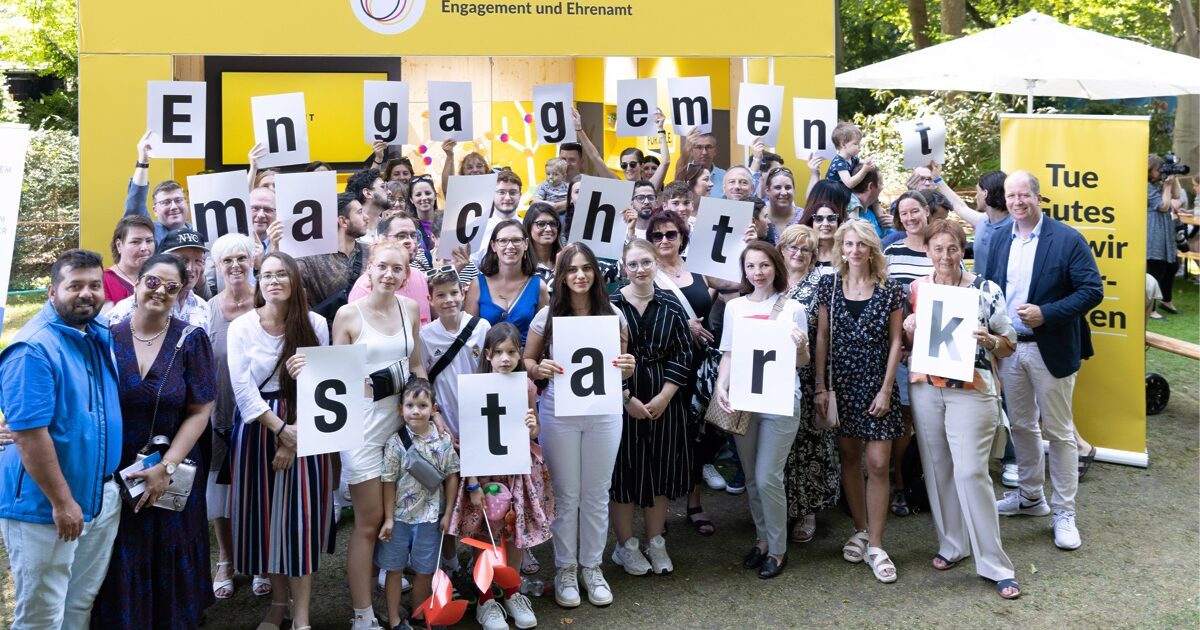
{"left": 883, "top": 239, "right": 933, "bottom": 290}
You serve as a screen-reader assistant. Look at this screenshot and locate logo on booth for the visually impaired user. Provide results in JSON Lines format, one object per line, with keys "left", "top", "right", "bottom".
{"left": 350, "top": 0, "right": 426, "bottom": 35}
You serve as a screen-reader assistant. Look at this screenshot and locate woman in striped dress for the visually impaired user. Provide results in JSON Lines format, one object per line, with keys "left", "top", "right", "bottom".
{"left": 227, "top": 252, "right": 333, "bottom": 630}
{"left": 608, "top": 239, "right": 694, "bottom": 576}
{"left": 882, "top": 190, "right": 935, "bottom": 518}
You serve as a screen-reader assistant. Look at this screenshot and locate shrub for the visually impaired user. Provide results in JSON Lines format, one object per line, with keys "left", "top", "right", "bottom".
{"left": 10, "top": 128, "right": 79, "bottom": 289}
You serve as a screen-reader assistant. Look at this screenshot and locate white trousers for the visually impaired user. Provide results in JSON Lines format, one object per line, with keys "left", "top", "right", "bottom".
{"left": 0, "top": 480, "right": 122, "bottom": 630}
{"left": 538, "top": 385, "right": 622, "bottom": 569}
{"left": 911, "top": 383, "right": 1015, "bottom": 581}
{"left": 999, "top": 343, "right": 1078, "bottom": 511}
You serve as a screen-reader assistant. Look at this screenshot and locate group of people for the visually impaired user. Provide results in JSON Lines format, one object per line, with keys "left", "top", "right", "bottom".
{"left": 0, "top": 112, "right": 1116, "bottom": 630}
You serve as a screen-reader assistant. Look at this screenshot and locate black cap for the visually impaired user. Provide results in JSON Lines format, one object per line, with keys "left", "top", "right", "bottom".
{"left": 157, "top": 227, "right": 208, "bottom": 254}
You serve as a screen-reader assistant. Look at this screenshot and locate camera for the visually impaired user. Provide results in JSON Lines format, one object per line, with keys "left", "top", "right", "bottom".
{"left": 1161, "top": 153, "right": 1191, "bottom": 177}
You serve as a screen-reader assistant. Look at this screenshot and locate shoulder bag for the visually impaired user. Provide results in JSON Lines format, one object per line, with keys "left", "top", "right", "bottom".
{"left": 703, "top": 294, "right": 787, "bottom": 436}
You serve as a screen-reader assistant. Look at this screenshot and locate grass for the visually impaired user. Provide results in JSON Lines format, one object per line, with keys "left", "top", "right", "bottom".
{"left": 1146, "top": 266, "right": 1200, "bottom": 378}
{"left": 0, "top": 292, "right": 48, "bottom": 349}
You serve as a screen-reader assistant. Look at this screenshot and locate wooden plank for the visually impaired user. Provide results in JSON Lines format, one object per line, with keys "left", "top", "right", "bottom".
{"left": 1145, "top": 331, "right": 1200, "bottom": 360}
{"left": 1179, "top": 213, "right": 1199, "bottom": 226}
{"left": 1179, "top": 250, "right": 1200, "bottom": 261}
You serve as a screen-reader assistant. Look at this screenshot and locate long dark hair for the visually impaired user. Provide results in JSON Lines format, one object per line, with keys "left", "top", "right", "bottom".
{"left": 798, "top": 180, "right": 850, "bottom": 226}
{"left": 478, "top": 218, "right": 536, "bottom": 277}
{"left": 255, "top": 252, "right": 319, "bottom": 423}
{"left": 479, "top": 322, "right": 526, "bottom": 374}
{"left": 522, "top": 202, "right": 563, "bottom": 266}
{"left": 544, "top": 242, "right": 611, "bottom": 344}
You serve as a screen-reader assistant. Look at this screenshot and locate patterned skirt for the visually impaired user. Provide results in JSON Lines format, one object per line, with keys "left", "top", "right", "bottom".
{"left": 447, "top": 443, "right": 555, "bottom": 549}
{"left": 230, "top": 393, "right": 334, "bottom": 577}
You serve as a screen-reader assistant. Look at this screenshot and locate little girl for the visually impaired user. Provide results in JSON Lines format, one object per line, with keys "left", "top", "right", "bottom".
{"left": 448, "top": 322, "right": 554, "bottom": 630}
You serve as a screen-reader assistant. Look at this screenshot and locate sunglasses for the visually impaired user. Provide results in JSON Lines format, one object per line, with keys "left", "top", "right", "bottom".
{"left": 411, "top": 174, "right": 434, "bottom": 186}
{"left": 142, "top": 274, "right": 182, "bottom": 295}
{"left": 620, "top": 161, "right": 640, "bottom": 169}
{"left": 648, "top": 230, "right": 680, "bottom": 243}
{"left": 424, "top": 264, "right": 457, "bottom": 280}
{"left": 812, "top": 214, "right": 839, "bottom": 224}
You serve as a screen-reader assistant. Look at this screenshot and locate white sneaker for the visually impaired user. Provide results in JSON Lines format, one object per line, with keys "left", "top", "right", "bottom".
{"left": 350, "top": 613, "right": 382, "bottom": 630}
{"left": 1000, "top": 463, "right": 1019, "bottom": 488}
{"left": 1051, "top": 509, "right": 1082, "bottom": 550}
{"left": 645, "top": 535, "right": 673, "bottom": 575}
{"left": 504, "top": 593, "right": 538, "bottom": 629}
{"left": 554, "top": 564, "right": 581, "bottom": 608}
{"left": 579, "top": 565, "right": 613, "bottom": 606}
{"left": 376, "top": 570, "right": 411, "bottom": 593}
{"left": 475, "top": 598, "right": 509, "bottom": 630}
{"left": 996, "top": 491, "right": 1051, "bottom": 516}
{"left": 611, "top": 537, "right": 651, "bottom": 576}
{"left": 702, "top": 464, "right": 727, "bottom": 490}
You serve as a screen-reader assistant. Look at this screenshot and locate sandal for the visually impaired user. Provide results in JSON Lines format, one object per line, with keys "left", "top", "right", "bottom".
{"left": 931, "top": 554, "right": 959, "bottom": 571}
{"left": 995, "top": 578, "right": 1022, "bottom": 600}
{"left": 866, "top": 546, "right": 898, "bottom": 584}
{"left": 790, "top": 513, "right": 816, "bottom": 543}
{"left": 1078, "top": 446, "right": 1097, "bottom": 479}
{"left": 842, "top": 530, "right": 869, "bottom": 563}
{"left": 687, "top": 506, "right": 715, "bottom": 536}
{"left": 520, "top": 548, "right": 540, "bottom": 575}
{"left": 890, "top": 489, "right": 911, "bottom": 517}
{"left": 252, "top": 575, "right": 272, "bottom": 597}
{"left": 212, "top": 561, "right": 234, "bottom": 599}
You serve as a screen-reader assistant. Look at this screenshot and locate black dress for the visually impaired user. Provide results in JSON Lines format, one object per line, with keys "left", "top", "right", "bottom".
{"left": 784, "top": 271, "right": 841, "bottom": 518}
{"left": 816, "top": 274, "right": 904, "bottom": 441}
{"left": 609, "top": 289, "right": 695, "bottom": 506}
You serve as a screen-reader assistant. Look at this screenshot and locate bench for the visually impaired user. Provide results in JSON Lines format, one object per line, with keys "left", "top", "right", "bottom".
{"left": 1144, "top": 331, "right": 1200, "bottom": 414}
{"left": 1146, "top": 331, "right": 1200, "bottom": 360}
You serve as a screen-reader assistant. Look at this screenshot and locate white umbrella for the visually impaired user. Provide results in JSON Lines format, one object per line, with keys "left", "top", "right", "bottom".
{"left": 835, "top": 11, "right": 1200, "bottom": 112}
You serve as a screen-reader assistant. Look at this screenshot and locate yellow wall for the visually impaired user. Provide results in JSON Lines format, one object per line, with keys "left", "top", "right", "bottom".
{"left": 79, "top": 54, "right": 173, "bottom": 259}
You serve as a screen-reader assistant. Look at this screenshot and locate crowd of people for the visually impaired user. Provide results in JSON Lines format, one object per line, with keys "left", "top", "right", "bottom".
{"left": 6, "top": 108, "right": 1161, "bottom": 630}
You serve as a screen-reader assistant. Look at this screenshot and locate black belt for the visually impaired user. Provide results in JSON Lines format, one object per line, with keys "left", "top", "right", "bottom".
{"left": 1016, "top": 334, "right": 1036, "bottom": 343}
{"left": 102, "top": 473, "right": 114, "bottom": 483}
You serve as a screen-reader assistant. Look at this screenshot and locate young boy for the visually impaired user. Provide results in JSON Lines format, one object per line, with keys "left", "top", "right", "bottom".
{"left": 377, "top": 378, "right": 460, "bottom": 630}
{"left": 533, "top": 157, "right": 570, "bottom": 213}
{"left": 419, "top": 268, "right": 491, "bottom": 435}
{"left": 826, "top": 122, "right": 875, "bottom": 191}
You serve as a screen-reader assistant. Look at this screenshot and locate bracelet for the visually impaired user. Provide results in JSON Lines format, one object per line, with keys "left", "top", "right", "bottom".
{"left": 274, "top": 421, "right": 285, "bottom": 435}
{"left": 135, "top": 161, "right": 150, "bottom": 169}
{"left": 465, "top": 483, "right": 481, "bottom": 492}
{"left": 933, "top": 177, "right": 943, "bottom": 184}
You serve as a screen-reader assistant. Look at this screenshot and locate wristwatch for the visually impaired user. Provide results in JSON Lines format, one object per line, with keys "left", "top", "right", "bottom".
{"left": 136, "top": 161, "right": 150, "bottom": 169}
{"left": 162, "top": 459, "right": 178, "bottom": 475}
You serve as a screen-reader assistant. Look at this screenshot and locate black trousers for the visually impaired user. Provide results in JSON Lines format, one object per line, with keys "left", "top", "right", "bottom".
{"left": 1148, "top": 258, "right": 1179, "bottom": 303}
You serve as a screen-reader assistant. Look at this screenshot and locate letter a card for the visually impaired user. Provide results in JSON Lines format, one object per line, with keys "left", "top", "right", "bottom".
{"left": 296, "top": 345, "right": 367, "bottom": 457}
{"left": 552, "top": 315, "right": 622, "bottom": 417}
{"left": 910, "top": 282, "right": 978, "bottom": 381}
{"left": 729, "top": 318, "right": 795, "bottom": 415}
{"left": 458, "top": 372, "right": 531, "bottom": 477}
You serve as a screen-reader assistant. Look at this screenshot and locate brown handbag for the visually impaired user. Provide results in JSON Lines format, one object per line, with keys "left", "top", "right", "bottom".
{"left": 705, "top": 295, "right": 788, "bottom": 436}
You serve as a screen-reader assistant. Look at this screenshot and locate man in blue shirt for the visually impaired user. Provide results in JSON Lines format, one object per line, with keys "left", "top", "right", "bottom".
{"left": 0, "top": 249, "right": 124, "bottom": 629}
{"left": 124, "top": 130, "right": 192, "bottom": 242}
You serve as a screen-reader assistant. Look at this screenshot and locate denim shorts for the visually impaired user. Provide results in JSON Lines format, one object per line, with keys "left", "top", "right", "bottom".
{"left": 897, "top": 362, "right": 911, "bottom": 407}
{"left": 374, "top": 519, "right": 440, "bottom": 575}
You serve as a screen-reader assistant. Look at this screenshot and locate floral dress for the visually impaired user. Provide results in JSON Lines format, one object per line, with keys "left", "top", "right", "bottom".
{"left": 784, "top": 270, "right": 841, "bottom": 518}
{"left": 817, "top": 274, "right": 904, "bottom": 441}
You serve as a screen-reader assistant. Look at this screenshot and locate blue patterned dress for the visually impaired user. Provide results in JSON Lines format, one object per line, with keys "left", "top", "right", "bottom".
{"left": 92, "top": 318, "right": 217, "bottom": 630}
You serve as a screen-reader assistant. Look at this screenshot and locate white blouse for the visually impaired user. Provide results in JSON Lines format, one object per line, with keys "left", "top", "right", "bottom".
{"left": 228, "top": 309, "right": 329, "bottom": 423}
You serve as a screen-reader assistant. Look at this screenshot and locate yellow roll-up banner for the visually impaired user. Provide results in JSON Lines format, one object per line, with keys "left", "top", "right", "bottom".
{"left": 1000, "top": 114, "right": 1149, "bottom": 464}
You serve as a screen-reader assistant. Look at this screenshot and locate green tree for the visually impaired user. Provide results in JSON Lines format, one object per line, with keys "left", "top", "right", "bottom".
{"left": 0, "top": 0, "right": 79, "bottom": 132}
{"left": 0, "top": 72, "right": 23, "bottom": 124}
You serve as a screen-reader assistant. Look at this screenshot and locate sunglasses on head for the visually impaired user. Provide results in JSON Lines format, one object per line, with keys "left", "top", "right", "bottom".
{"left": 411, "top": 174, "right": 434, "bottom": 185}
{"left": 424, "top": 264, "right": 457, "bottom": 280}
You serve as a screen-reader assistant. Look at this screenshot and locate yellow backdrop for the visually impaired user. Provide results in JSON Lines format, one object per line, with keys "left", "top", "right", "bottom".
{"left": 1001, "top": 114, "right": 1149, "bottom": 463}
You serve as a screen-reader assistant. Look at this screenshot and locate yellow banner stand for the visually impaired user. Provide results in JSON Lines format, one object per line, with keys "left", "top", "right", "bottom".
{"left": 1001, "top": 114, "right": 1149, "bottom": 466}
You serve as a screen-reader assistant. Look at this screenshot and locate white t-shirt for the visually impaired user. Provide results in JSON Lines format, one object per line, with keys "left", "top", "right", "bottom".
{"left": 228, "top": 309, "right": 330, "bottom": 423}
{"left": 528, "top": 304, "right": 629, "bottom": 357}
{"left": 419, "top": 314, "right": 492, "bottom": 435}
{"left": 719, "top": 293, "right": 808, "bottom": 392}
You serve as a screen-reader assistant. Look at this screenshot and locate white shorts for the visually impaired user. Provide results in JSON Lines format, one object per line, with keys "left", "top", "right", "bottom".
{"left": 340, "top": 443, "right": 387, "bottom": 486}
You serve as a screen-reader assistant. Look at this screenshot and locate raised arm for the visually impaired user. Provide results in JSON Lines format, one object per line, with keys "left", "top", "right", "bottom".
{"left": 648, "top": 109, "right": 670, "bottom": 190}
{"left": 931, "top": 163, "right": 985, "bottom": 228}
{"left": 573, "top": 109, "right": 617, "bottom": 179}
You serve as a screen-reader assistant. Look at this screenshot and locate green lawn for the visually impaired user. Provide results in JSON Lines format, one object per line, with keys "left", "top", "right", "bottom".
{"left": 0, "top": 292, "right": 48, "bottom": 349}
{"left": 1146, "top": 268, "right": 1200, "bottom": 378}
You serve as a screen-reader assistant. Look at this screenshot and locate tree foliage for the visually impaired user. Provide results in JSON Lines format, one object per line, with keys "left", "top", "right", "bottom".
{"left": 10, "top": 128, "right": 80, "bottom": 289}
{"left": 0, "top": 0, "right": 79, "bottom": 80}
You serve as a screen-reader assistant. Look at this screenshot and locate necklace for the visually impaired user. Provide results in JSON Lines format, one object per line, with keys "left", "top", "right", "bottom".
{"left": 132, "top": 318, "right": 170, "bottom": 346}
{"left": 630, "top": 287, "right": 655, "bottom": 299}
{"left": 934, "top": 269, "right": 964, "bottom": 286}
{"left": 112, "top": 266, "right": 137, "bottom": 286}
{"left": 844, "top": 276, "right": 872, "bottom": 299}
{"left": 224, "top": 290, "right": 251, "bottom": 310}
{"left": 660, "top": 260, "right": 684, "bottom": 279}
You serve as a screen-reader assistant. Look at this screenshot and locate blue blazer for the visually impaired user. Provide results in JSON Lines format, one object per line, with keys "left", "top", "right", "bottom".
{"left": 982, "top": 216, "right": 1104, "bottom": 378}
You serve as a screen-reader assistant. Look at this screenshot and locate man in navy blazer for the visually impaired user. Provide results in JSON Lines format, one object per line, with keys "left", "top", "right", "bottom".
{"left": 980, "top": 170, "right": 1102, "bottom": 551}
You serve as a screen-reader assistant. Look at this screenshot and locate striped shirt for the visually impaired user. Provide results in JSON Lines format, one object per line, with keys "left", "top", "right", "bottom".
{"left": 884, "top": 239, "right": 933, "bottom": 291}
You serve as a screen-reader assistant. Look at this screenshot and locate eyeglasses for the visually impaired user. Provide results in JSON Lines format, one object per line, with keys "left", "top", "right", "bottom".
{"left": 648, "top": 230, "right": 680, "bottom": 243}
{"left": 154, "top": 196, "right": 187, "bottom": 207}
{"left": 812, "top": 215, "right": 839, "bottom": 224}
{"left": 620, "top": 161, "right": 640, "bottom": 169}
{"left": 495, "top": 189, "right": 521, "bottom": 198}
{"left": 250, "top": 204, "right": 276, "bottom": 214}
{"left": 693, "top": 144, "right": 716, "bottom": 153}
{"left": 633, "top": 194, "right": 657, "bottom": 203}
{"left": 782, "top": 245, "right": 814, "bottom": 255}
{"left": 142, "top": 274, "right": 182, "bottom": 295}
{"left": 260, "top": 271, "right": 290, "bottom": 283}
{"left": 220, "top": 255, "right": 249, "bottom": 267}
{"left": 493, "top": 237, "right": 526, "bottom": 249}
{"left": 625, "top": 259, "right": 655, "bottom": 271}
{"left": 532, "top": 220, "right": 558, "bottom": 231}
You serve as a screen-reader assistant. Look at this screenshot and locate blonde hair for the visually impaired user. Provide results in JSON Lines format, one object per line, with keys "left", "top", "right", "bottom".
{"left": 545, "top": 157, "right": 567, "bottom": 177}
{"left": 777, "top": 225, "right": 818, "bottom": 276}
{"left": 368, "top": 238, "right": 411, "bottom": 268}
{"left": 622, "top": 238, "right": 657, "bottom": 263}
{"left": 832, "top": 220, "right": 888, "bottom": 285}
